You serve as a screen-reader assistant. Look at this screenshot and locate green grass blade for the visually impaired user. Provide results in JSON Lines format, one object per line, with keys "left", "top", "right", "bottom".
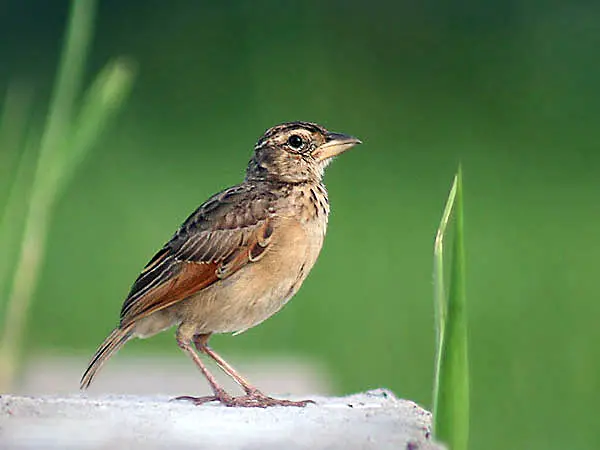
{"left": 432, "top": 173, "right": 457, "bottom": 420}
{"left": 0, "top": 83, "right": 35, "bottom": 304}
{"left": 433, "top": 167, "right": 469, "bottom": 450}
{"left": 36, "top": 0, "right": 98, "bottom": 193}
{"left": 56, "top": 58, "right": 136, "bottom": 196}
{"left": 0, "top": 82, "right": 34, "bottom": 214}
{"left": 0, "top": 132, "right": 39, "bottom": 305}
{"left": 0, "top": 0, "right": 99, "bottom": 391}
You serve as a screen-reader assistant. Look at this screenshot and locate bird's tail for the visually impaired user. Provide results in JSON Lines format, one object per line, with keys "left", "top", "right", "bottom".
{"left": 80, "top": 324, "right": 134, "bottom": 390}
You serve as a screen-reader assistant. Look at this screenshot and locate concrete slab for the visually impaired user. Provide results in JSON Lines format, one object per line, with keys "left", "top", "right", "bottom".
{"left": 0, "top": 389, "right": 443, "bottom": 450}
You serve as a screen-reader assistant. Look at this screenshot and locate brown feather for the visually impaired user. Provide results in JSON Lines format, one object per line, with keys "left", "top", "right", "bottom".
{"left": 119, "top": 217, "right": 274, "bottom": 327}
{"left": 121, "top": 261, "right": 219, "bottom": 326}
{"left": 117, "top": 181, "right": 277, "bottom": 328}
{"left": 80, "top": 323, "right": 134, "bottom": 389}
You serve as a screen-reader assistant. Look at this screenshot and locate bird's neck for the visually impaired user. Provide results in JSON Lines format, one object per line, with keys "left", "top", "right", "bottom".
{"left": 245, "top": 170, "right": 323, "bottom": 186}
{"left": 245, "top": 154, "right": 324, "bottom": 185}
{"left": 283, "top": 180, "right": 330, "bottom": 225}
{"left": 247, "top": 178, "right": 329, "bottom": 224}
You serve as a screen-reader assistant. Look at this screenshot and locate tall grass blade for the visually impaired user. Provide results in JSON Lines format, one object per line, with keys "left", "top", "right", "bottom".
{"left": 0, "top": 84, "right": 35, "bottom": 306}
{"left": 0, "top": 82, "right": 34, "bottom": 213}
{"left": 0, "top": 132, "right": 39, "bottom": 306}
{"left": 0, "top": 0, "right": 99, "bottom": 390}
{"left": 57, "top": 58, "right": 136, "bottom": 196}
{"left": 36, "top": 0, "right": 98, "bottom": 194}
{"left": 432, "top": 173, "right": 457, "bottom": 416}
{"left": 433, "top": 167, "right": 469, "bottom": 450}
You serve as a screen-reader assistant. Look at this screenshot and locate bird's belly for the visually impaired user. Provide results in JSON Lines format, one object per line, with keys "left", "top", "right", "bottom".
{"left": 181, "top": 217, "right": 325, "bottom": 334}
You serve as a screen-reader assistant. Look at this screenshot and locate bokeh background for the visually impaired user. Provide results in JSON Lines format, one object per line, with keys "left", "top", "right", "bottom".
{"left": 2, "top": 1, "right": 600, "bottom": 448}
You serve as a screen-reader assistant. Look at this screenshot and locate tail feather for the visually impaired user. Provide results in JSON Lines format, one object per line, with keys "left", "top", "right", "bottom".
{"left": 80, "top": 324, "right": 134, "bottom": 390}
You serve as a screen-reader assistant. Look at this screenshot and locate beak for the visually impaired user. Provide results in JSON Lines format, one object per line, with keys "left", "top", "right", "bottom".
{"left": 313, "top": 131, "right": 362, "bottom": 162}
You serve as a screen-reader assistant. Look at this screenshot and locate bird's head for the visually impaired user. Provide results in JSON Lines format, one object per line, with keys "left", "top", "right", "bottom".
{"left": 246, "top": 121, "right": 361, "bottom": 183}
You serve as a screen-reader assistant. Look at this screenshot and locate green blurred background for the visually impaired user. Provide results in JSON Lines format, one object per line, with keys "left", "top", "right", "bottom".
{"left": 2, "top": 1, "right": 600, "bottom": 448}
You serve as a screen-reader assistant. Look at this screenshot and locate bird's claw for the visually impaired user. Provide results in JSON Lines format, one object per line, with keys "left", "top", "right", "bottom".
{"left": 173, "top": 389, "right": 314, "bottom": 408}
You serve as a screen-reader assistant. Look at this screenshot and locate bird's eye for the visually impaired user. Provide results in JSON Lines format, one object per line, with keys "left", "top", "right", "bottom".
{"left": 287, "top": 135, "right": 304, "bottom": 150}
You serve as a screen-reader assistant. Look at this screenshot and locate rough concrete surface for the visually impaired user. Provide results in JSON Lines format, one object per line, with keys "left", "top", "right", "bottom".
{"left": 0, "top": 389, "right": 443, "bottom": 450}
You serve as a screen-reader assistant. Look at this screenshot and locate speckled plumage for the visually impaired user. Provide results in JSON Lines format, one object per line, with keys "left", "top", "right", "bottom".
{"left": 81, "top": 121, "right": 360, "bottom": 407}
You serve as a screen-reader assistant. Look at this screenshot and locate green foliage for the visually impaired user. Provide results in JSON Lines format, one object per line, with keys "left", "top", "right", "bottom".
{"left": 0, "top": 0, "right": 135, "bottom": 389}
{"left": 433, "top": 169, "right": 469, "bottom": 450}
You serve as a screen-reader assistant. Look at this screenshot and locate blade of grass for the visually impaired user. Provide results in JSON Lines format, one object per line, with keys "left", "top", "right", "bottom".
{"left": 37, "top": 0, "right": 98, "bottom": 196}
{"left": 0, "top": 83, "right": 35, "bottom": 305}
{"left": 433, "top": 167, "right": 469, "bottom": 450}
{"left": 0, "top": 0, "right": 134, "bottom": 391}
{"left": 432, "top": 173, "right": 457, "bottom": 417}
{"left": 0, "top": 132, "right": 39, "bottom": 305}
{"left": 0, "top": 0, "right": 99, "bottom": 390}
{"left": 0, "top": 82, "right": 34, "bottom": 214}
{"left": 56, "top": 58, "right": 136, "bottom": 197}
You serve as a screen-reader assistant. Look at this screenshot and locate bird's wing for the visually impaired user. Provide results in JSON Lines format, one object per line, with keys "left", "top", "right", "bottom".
{"left": 119, "top": 184, "right": 276, "bottom": 327}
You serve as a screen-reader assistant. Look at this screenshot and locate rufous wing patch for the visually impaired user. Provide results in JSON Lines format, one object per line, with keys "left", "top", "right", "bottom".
{"left": 121, "top": 261, "right": 219, "bottom": 326}
{"left": 120, "top": 218, "right": 275, "bottom": 327}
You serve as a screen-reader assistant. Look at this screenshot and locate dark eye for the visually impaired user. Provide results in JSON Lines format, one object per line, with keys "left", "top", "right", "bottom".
{"left": 287, "top": 135, "right": 304, "bottom": 150}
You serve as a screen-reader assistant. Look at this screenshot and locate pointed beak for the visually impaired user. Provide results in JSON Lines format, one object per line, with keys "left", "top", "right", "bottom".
{"left": 313, "top": 131, "right": 362, "bottom": 162}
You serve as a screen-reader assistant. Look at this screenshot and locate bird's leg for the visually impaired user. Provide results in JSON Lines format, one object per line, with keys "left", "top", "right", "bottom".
{"left": 193, "top": 334, "right": 257, "bottom": 394}
{"left": 193, "top": 333, "right": 315, "bottom": 408}
{"left": 173, "top": 333, "right": 233, "bottom": 405}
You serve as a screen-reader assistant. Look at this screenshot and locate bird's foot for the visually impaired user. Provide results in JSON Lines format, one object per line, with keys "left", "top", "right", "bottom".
{"left": 173, "top": 387, "right": 234, "bottom": 406}
{"left": 224, "top": 389, "right": 315, "bottom": 408}
{"left": 173, "top": 389, "right": 314, "bottom": 408}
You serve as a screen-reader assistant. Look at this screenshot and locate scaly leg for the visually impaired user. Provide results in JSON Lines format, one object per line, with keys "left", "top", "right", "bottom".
{"left": 173, "top": 333, "right": 233, "bottom": 405}
{"left": 193, "top": 333, "right": 314, "bottom": 408}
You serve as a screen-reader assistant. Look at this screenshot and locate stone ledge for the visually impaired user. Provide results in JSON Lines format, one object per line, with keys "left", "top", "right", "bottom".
{"left": 0, "top": 389, "right": 444, "bottom": 450}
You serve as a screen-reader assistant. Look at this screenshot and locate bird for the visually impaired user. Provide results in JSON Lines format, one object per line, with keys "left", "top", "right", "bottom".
{"left": 80, "top": 121, "right": 361, "bottom": 407}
